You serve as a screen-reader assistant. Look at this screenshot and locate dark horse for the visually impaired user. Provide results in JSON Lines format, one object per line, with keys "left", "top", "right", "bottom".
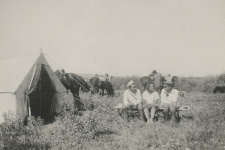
{"left": 140, "top": 76, "right": 154, "bottom": 93}
{"left": 55, "top": 70, "right": 90, "bottom": 112}
{"left": 213, "top": 86, "right": 225, "bottom": 93}
{"left": 140, "top": 76, "right": 177, "bottom": 94}
{"left": 89, "top": 76, "right": 114, "bottom": 97}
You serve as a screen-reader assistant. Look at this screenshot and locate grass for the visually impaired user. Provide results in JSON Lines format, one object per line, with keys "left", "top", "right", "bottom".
{"left": 78, "top": 91, "right": 225, "bottom": 150}
{"left": 1, "top": 90, "right": 225, "bottom": 149}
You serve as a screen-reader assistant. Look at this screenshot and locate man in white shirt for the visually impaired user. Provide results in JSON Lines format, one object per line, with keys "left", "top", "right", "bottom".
{"left": 122, "top": 80, "right": 144, "bottom": 121}
{"left": 161, "top": 77, "right": 179, "bottom": 122}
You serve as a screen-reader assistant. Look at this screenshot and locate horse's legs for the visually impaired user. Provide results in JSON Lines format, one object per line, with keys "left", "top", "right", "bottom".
{"left": 102, "top": 89, "right": 104, "bottom": 97}
{"left": 73, "top": 96, "right": 78, "bottom": 115}
{"left": 96, "top": 87, "right": 99, "bottom": 93}
{"left": 98, "top": 89, "right": 101, "bottom": 98}
{"left": 75, "top": 93, "right": 84, "bottom": 111}
{"left": 72, "top": 86, "right": 84, "bottom": 112}
{"left": 99, "top": 89, "right": 105, "bottom": 97}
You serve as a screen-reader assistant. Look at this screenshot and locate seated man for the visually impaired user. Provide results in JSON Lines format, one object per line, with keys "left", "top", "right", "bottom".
{"left": 122, "top": 80, "right": 144, "bottom": 121}
{"left": 161, "top": 77, "right": 179, "bottom": 123}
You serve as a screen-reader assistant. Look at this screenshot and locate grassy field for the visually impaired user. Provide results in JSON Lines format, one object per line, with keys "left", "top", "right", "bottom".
{"left": 1, "top": 89, "right": 225, "bottom": 150}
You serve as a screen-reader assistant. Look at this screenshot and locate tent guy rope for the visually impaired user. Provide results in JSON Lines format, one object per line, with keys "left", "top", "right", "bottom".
{"left": 44, "top": 53, "right": 89, "bottom": 92}
{"left": 44, "top": 52, "right": 132, "bottom": 128}
{"left": 0, "top": 92, "right": 14, "bottom": 94}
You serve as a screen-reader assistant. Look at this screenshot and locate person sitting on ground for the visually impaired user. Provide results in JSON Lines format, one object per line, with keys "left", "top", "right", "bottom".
{"left": 122, "top": 80, "right": 144, "bottom": 121}
{"left": 142, "top": 83, "right": 159, "bottom": 124}
{"left": 160, "top": 76, "right": 179, "bottom": 123}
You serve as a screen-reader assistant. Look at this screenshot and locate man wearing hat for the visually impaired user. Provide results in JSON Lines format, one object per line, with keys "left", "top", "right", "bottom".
{"left": 150, "top": 70, "right": 162, "bottom": 95}
{"left": 160, "top": 76, "right": 179, "bottom": 123}
{"left": 61, "top": 69, "right": 66, "bottom": 74}
{"left": 122, "top": 80, "right": 144, "bottom": 121}
{"left": 105, "top": 73, "right": 113, "bottom": 82}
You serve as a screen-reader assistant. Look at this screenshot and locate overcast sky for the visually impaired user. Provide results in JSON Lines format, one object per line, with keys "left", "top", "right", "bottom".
{"left": 0, "top": 0, "right": 225, "bottom": 77}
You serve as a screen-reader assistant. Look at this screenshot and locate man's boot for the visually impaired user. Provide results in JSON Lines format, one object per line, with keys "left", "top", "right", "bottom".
{"left": 144, "top": 108, "right": 150, "bottom": 123}
{"left": 170, "top": 111, "right": 178, "bottom": 125}
{"left": 138, "top": 109, "right": 144, "bottom": 121}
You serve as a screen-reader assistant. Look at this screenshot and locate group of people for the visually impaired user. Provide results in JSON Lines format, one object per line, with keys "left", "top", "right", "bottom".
{"left": 95, "top": 73, "right": 112, "bottom": 82}
{"left": 122, "top": 70, "right": 179, "bottom": 124}
{"left": 59, "top": 68, "right": 179, "bottom": 124}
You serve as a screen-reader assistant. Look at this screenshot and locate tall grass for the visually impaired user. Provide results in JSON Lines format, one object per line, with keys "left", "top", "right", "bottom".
{"left": 1, "top": 75, "right": 225, "bottom": 149}
{"left": 1, "top": 91, "right": 225, "bottom": 150}
{"left": 111, "top": 75, "right": 219, "bottom": 93}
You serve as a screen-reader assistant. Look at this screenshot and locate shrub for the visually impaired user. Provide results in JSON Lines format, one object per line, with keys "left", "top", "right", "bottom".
{"left": 1, "top": 79, "right": 225, "bottom": 149}
{"left": 0, "top": 112, "right": 49, "bottom": 150}
{"left": 111, "top": 75, "right": 218, "bottom": 93}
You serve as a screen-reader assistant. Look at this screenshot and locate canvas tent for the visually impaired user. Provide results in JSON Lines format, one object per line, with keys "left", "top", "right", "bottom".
{"left": 0, "top": 53, "right": 71, "bottom": 123}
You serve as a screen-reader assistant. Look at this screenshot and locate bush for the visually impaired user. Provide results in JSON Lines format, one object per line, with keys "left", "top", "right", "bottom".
{"left": 0, "top": 112, "right": 49, "bottom": 150}
{"left": 1, "top": 81, "right": 225, "bottom": 149}
{"left": 110, "top": 75, "right": 218, "bottom": 93}
{"left": 111, "top": 75, "right": 218, "bottom": 93}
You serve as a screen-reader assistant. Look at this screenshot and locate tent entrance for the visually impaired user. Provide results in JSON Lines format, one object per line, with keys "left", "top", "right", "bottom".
{"left": 29, "top": 65, "right": 55, "bottom": 121}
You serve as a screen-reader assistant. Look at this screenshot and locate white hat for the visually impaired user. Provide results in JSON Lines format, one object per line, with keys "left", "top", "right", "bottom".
{"left": 127, "top": 80, "right": 135, "bottom": 88}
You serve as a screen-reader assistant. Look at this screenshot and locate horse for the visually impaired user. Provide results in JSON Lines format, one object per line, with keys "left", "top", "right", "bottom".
{"left": 140, "top": 75, "right": 177, "bottom": 94}
{"left": 55, "top": 70, "right": 90, "bottom": 112}
{"left": 140, "top": 76, "right": 154, "bottom": 93}
{"left": 213, "top": 86, "right": 225, "bottom": 93}
{"left": 89, "top": 76, "right": 114, "bottom": 97}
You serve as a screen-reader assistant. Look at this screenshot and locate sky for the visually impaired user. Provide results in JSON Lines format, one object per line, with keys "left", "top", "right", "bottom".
{"left": 0, "top": 0, "right": 225, "bottom": 77}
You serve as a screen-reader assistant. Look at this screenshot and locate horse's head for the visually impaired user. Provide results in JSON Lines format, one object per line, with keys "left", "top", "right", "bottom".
{"left": 161, "top": 76, "right": 166, "bottom": 83}
{"left": 172, "top": 76, "right": 177, "bottom": 83}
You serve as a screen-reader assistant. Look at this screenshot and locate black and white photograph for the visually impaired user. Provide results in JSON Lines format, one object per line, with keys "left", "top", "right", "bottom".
{"left": 0, "top": 0, "right": 225, "bottom": 149}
